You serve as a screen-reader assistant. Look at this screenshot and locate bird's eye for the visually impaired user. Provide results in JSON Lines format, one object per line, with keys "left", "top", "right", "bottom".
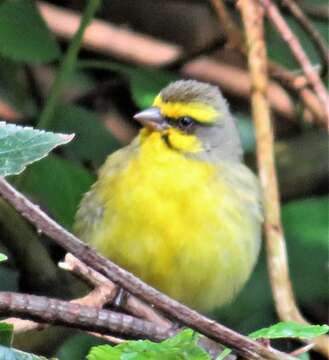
{"left": 178, "top": 116, "right": 194, "bottom": 129}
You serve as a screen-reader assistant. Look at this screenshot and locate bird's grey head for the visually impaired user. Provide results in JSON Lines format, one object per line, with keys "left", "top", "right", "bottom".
{"left": 134, "top": 80, "right": 243, "bottom": 162}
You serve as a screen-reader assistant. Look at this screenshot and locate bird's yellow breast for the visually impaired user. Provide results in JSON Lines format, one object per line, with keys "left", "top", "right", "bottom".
{"left": 81, "top": 131, "right": 261, "bottom": 311}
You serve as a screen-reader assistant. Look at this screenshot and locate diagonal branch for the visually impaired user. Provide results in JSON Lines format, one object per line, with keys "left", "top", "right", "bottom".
{"left": 60, "top": 253, "right": 172, "bottom": 329}
{"left": 260, "top": 0, "right": 329, "bottom": 126}
{"left": 238, "top": 0, "right": 329, "bottom": 358}
{"left": 208, "top": 0, "right": 326, "bottom": 126}
{"left": 0, "top": 177, "right": 295, "bottom": 360}
{"left": 280, "top": 0, "right": 329, "bottom": 78}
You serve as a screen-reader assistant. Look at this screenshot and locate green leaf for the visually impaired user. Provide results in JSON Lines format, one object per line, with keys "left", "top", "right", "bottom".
{"left": 51, "top": 104, "right": 120, "bottom": 167}
{"left": 0, "top": 0, "right": 60, "bottom": 63}
{"left": 0, "top": 345, "right": 51, "bottom": 359}
{"left": 0, "top": 323, "right": 13, "bottom": 347}
{"left": 79, "top": 60, "right": 178, "bottom": 109}
{"left": 216, "top": 348, "right": 232, "bottom": 360}
{"left": 15, "top": 154, "right": 94, "bottom": 229}
{"left": 249, "top": 322, "right": 329, "bottom": 340}
{"left": 87, "top": 329, "right": 210, "bottom": 360}
{"left": 0, "top": 253, "right": 7, "bottom": 262}
{"left": 0, "top": 122, "right": 74, "bottom": 177}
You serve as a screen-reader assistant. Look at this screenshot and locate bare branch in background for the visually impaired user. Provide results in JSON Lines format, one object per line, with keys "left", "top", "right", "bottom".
{"left": 36, "top": 1, "right": 326, "bottom": 125}
{"left": 260, "top": 0, "right": 329, "bottom": 126}
{"left": 209, "top": 0, "right": 245, "bottom": 52}
{"left": 238, "top": 0, "right": 329, "bottom": 358}
{"left": 297, "top": 2, "right": 329, "bottom": 22}
{"left": 280, "top": 0, "right": 329, "bottom": 78}
{"left": 208, "top": 0, "right": 327, "bottom": 127}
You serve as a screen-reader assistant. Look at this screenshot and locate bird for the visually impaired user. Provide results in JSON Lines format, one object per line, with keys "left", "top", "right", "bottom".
{"left": 74, "top": 80, "right": 263, "bottom": 312}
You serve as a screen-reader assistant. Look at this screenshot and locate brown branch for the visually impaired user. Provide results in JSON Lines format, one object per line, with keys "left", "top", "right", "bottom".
{"left": 37, "top": 1, "right": 325, "bottom": 124}
{"left": 209, "top": 0, "right": 245, "bottom": 52}
{"left": 0, "top": 292, "right": 173, "bottom": 341}
{"left": 60, "top": 255, "right": 231, "bottom": 358}
{"left": 289, "top": 343, "right": 315, "bottom": 357}
{"left": 208, "top": 0, "right": 326, "bottom": 126}
{"left": 60, "top": 253, "right": 172, "bottom": 329}
{"left": 260, "top": 0, "right": 329, "bottom": 126}
{"left": 280, "top": 0, "right": 329, "bottom": 78}
{"left": 4, "top": 283, "right": 117, "bottom": 334}
{"left": 297, "top": 2, "right": 329, "bottom": 22}
{"left": 38, "top": 1, "right": 181, "bottom": 66}
{"left": 238, "top": 1, "right": 329, "bottom": 358}
{"left": 268, "top": 66, "right": 325, "bottom": 124}
{"left": 4, "top": 317, "right": 46, "bottom": 333}
{"left": 0, "top": 178, "right": 295, "bottom": 360}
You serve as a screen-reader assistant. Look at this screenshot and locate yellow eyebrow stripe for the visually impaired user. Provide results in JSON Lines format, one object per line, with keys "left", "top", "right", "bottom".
{"left": 153, "top": 95, "right": 219, "bottom": 123}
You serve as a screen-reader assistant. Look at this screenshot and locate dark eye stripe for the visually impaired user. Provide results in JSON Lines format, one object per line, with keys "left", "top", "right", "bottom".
{"left": 165, "top": 116, "right": 212, "bottom": 132}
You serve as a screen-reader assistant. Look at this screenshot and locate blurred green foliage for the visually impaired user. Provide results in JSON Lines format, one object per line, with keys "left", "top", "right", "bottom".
{"left": 249, "top": 322, "right": 329, "bottom": 340}
{"left": 15, "top": 154, "right": 94, "bottom": 229}
{"left": 0, "top": 0, "right": 60, "bottom": 63}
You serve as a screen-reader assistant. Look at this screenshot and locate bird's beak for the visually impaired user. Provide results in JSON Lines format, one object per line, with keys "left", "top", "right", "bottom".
{"left": 133, "top": 107, "right": 167, "bottom": 131}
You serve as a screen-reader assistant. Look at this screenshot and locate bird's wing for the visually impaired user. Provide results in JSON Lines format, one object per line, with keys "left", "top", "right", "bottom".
{"left": 74, "top": 138, "right": 139, "bottom": 242}
{"left": 216, "top": 162, "right": 263, "bottom": 222}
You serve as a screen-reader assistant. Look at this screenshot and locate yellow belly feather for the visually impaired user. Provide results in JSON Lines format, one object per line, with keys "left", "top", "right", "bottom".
{"left": 77, "top": 132, "right": 261, "bottom": 311}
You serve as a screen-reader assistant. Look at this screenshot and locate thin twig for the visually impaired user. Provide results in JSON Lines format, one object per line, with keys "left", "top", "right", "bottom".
{"left": 0, "top": 292, "right": 173, "bottom": 341}
{"left": 4, "top": 317, "right": 46, "bottom": 333}
{"left": 260, "top": 0, "right": 329, "bottom": 126}
{"left": 209, "top": 0, "right": 326, "bottom": 126}
{"left": 60, "top": 253, "right": 172, "bottom": 329}
{"left": 238, "top": 1, "right": 329, "bottom": 358}
{"left": 3, "top": 284, "right": 116, "bottom": 334}
{"left": 209, "top": 0, "right": 245, "bottom": 52}
{"left": 280, "top": 0, "right": 329, "bottom": 78}
{"left": 0, "top": 177, "right": 295, "bottom": 360}
{"left": 289, "top": 343, "right": 314, "bottom": 357}
{"left": 298, "top": 3, "right": 329, "bottom": 22}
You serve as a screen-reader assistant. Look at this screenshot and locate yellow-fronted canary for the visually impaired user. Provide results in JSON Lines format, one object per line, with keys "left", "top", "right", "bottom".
{"left": 74, "top": 80, "right": 263, "bottom": 312}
